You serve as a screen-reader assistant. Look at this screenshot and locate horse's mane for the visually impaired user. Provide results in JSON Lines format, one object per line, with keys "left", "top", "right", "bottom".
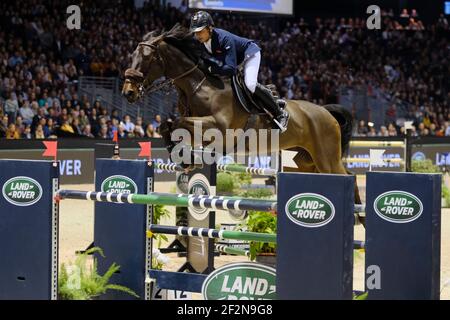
{"left": 142, "top": 24, "right": 203, "bottom": 63}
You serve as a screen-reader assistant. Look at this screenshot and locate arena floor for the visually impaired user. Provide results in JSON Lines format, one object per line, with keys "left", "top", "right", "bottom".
{"left": 58, "top": 177, "right": 450, "bottom": 300}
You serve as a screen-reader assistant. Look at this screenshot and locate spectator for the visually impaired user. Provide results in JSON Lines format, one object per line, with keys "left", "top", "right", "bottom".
{"left": 21, "top": 125, "right": 32, "bottom": 139}
{"left": 82, "top": 124, "right": 94, "bottom": 138}
{"left": 117, "top": 124, "right": 127, "bottom": 138}
{"left": 145, "top": 124, "right": 161, "bottom": 138}
{"left": 417, "top": 122, "right": 427, "bottom": 136}
{"left": 356, "top": 120, "right": 368, "bottom": 136}
{"left": 99, "top": 107, "right": 110, "bottom": 122}
{"left": 44, "top": 118, "right": 55, "bottom": 137}
{"left": 71, "top": 118, "right": 82, "bottom": 136}
{"left": 111, "top": 109, "right": 121, "bottom": 122}
{"left": 34, "top": 124, "right": 45, "bottom": 139}
{"left": 121, "top": 115, "right": 135, "bottom": 133}
{"left": 367, "top": 127, "right": 377, "bottom": 137}
{"left": 387, "top": 123, "right": 398, "bottom": 136}
{"left": 59, "top": 116, "right": 75, "bottom": 135}
{"left": 445, "top": 122, "right": 450, "bottom": 136}
{"left": 5, "top": 123, "right": 20, "bottom": 139}
{"left": 152, "top": 115, "right": 162, "bottom": 132}
{"left": 98, "top": 124, "right": 109, "bottom": 139}
{"left": 378, "top": 126, "right": 389, "bottom": 137}
{"left": 19, "top": 101, "right": 35, "bottom": 125}
{"left": 15, "top": 116, "right": 25, "bottom": 136}
{"left": 4, "top": 92, "right": 19, "bottom": 125}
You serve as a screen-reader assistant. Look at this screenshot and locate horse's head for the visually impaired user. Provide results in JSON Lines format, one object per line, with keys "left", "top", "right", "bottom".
{"left": 122, "top": 36, "right": 166, "bottom": 103}
{"left": 123, "top": 24, "right": 203, "bottom": 103}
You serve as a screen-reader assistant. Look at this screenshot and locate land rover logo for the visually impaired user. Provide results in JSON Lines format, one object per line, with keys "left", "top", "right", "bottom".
{"left": 202, "top": 262, "right": 276, "bottom": 300}
{"left": 101, "top": 175, "right": 137, "bottom": 194}
{"left": 373, "top": 190, "right": 423, "bottom": 223}
{"left": 188, "top": 173, "right": 211, "bottom": 221}
{"left": 176, "top": 173, "right": 189, "bottom": 194}
{"left": 2, "top": 176, "right": 43, "bottom": 206}
{"left": 285, "top": 193, "right": 335, "bottom": 227}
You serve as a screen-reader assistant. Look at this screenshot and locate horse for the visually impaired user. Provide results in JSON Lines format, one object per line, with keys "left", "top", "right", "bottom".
{"left": 122, "top": 24, "right": 361, "bottom": 204}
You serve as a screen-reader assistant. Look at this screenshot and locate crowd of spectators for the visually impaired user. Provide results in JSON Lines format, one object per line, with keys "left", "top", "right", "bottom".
{"left": 0, "top": 0, "right": 448, "bottom": 140}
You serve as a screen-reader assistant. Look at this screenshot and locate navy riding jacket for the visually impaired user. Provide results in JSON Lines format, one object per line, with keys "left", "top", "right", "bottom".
{"left": 201, "top": 28, "right": 261, "bottom": 77}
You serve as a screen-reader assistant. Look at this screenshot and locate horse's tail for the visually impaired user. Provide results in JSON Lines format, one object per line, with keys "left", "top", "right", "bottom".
{"left": 323, "top": 104, "right": 354, "bottom": 157}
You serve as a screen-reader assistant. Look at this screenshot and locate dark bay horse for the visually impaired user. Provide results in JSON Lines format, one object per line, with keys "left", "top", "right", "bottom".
{"left": 122, "top": 25, "right": 361, "bottom": 203}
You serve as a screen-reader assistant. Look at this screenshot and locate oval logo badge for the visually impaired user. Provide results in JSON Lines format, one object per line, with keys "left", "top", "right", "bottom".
{"left": 176, "top": 173, "right": 189, "bottom": 194}
{"left": 101, "top": 175, "right": 138, "bottom": 194}
{"left": 2, "top": 176, "right": 43, "bottom": 206}
{"left": 285, "top": 193, "right": 335, "bottom": 228}
{"left": 202, "top": 262, "right": 276, "bottom": 300}
{"left": 188, "top": 173, "right": 211, "bottom": 221}
{"left": 373, "top": 190, "right": 423, "bottom": 223}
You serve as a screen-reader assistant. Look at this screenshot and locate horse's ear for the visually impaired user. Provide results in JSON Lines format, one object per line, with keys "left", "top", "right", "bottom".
{"left": 143, "top": 31, "right": 157, "bottom": 41}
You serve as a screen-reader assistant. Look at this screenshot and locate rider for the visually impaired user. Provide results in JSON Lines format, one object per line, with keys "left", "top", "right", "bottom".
{"left": 190, "top": 11, "right": 289, "bottom": 132}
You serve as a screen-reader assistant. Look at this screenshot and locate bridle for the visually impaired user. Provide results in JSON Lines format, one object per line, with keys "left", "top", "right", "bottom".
{"left": 124, "top": 41, "right": 205, "bottom": 99}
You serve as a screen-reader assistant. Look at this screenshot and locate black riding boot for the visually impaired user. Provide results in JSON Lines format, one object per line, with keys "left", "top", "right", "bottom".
{"left": 254, "top": 84, "right": 289, "bottom": 132}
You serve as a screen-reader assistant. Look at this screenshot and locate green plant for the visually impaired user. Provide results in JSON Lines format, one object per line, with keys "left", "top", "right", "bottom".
{"left": 240, "top": 187, "right": 274, "bottom": 199}
{"left": 217, "top": 171, "right": 254, "bottom": 194}
{"left": 217, "top": 172, "right": 237, "bottom": 193}
{"left": 411, "top": 159, "right": 450, "bottom": 206}
{"left": 235, "top": 172, "right": 252, "bottom": 185}
{"left": 245, "top": 211, "right": 277, "bottom": 260}
{"left": 153, "top": 204, "right": 170, "bottom": 246}
{"left": 411, "top": 159, "right": 440, "bottom": 173}
{"left": 58, "top": 247, "right": 139, "bottom": 300}
{"left": 353, "top": 292, "right": 368, "bottom": 300}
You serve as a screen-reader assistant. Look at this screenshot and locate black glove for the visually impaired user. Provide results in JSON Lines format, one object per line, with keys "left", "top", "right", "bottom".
{"left": 201, "top": 52, "right": 223, "bottom": 67}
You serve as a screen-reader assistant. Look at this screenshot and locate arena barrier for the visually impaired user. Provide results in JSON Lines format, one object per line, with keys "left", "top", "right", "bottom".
{"left": 0, "top": 159, "right": 59, "bottom": 300}
{"left": 0, "top": 158, "right": 441, "bottom": 299}
{"left": 347, "top": 136, "right": 412, "bottom": 171}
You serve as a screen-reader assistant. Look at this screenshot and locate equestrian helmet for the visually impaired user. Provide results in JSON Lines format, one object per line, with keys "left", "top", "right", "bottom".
{"left": 190, "top": 11, "right": 214, "bottom": 32}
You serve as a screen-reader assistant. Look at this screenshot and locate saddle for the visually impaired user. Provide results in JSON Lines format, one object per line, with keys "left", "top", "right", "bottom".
{"left": 231, "top": 69, "right": 283, "bottom": 118}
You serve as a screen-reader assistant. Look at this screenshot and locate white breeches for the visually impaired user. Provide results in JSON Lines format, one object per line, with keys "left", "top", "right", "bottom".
{"left": 243, "top": 51, "right": 261, "bottom": 93}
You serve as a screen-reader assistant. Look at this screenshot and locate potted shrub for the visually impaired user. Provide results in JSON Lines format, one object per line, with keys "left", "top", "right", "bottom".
{"left": 58, "top": 247, "right": 138, "bottom": 300}
{"left": 245, "top": 211, "right": 277, "bottom": 268}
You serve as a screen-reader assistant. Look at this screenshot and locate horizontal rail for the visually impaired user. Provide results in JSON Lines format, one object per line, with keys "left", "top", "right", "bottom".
{"left": 57, "top": 190, "right": 277, "bottom": 212}
{"left": 148, "top": 225, "right": 277, "bottom": 243}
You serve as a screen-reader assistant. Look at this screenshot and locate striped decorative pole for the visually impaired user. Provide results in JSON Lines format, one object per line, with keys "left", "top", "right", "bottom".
{"left": 154, "top": 163, "right": 186, "bottom": 173}
{"left": 154, "top": 162, "right": 278, "bottom": 176}
{"left": 57, "top": 190, "right": 277, "bottom": 212}
{"left": 147, "top": 224, "right": 277, "bottom": 243}
{"left": 217, "top": 164, "right": 278, "bottom": 176}
{"left": 147, "top": 225, "right": 363, "bottom": 250}
{"left": 215, "top": 244, "right": 250, "bottom": 257}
